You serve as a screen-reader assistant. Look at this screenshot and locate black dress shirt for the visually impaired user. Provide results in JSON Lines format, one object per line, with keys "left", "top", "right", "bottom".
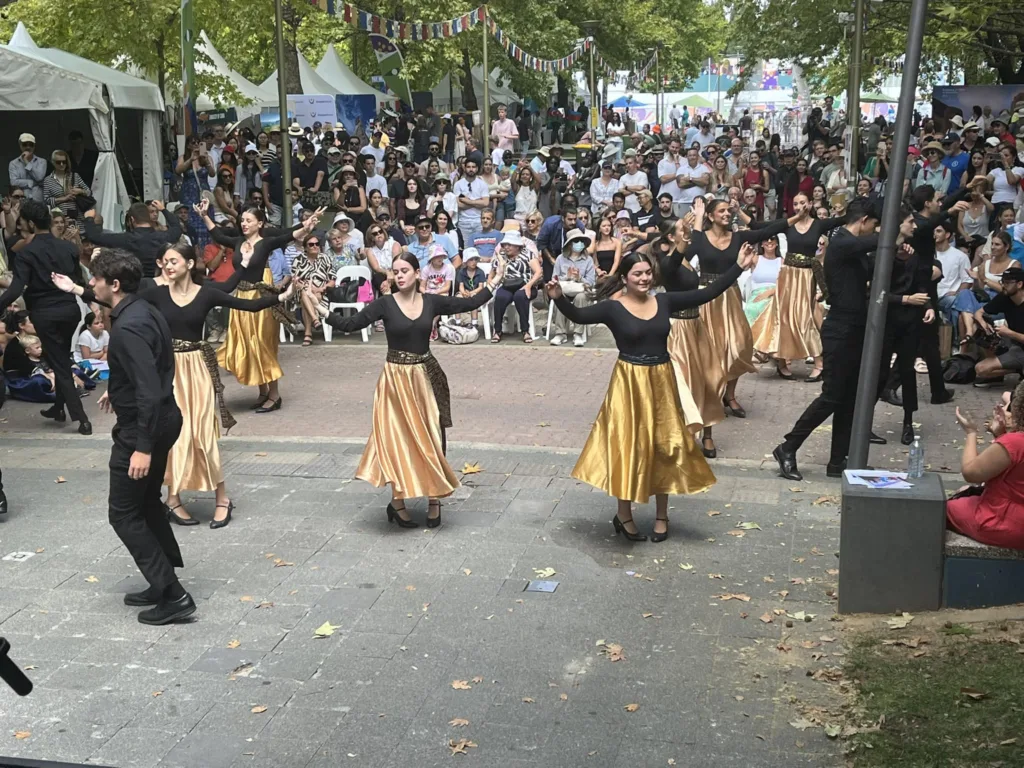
{"left": 82, "top": 216, "right": 182, "bottom": 278}
{"left": 823, "top": 228, "right": 879, "bottom": 326}
{"left": 106, "top": 294, "right": 176, "bottom": 454}
{"left": 0, "top": 232, "right": 81, "bottom": 314}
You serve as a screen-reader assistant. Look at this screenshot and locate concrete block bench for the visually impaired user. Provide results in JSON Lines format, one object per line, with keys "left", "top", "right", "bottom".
{"left": 942, "top": 531, "right": 1024, "bottom": 609}
{"left": 839, "top": 472, "right": 947, "bottom": 614}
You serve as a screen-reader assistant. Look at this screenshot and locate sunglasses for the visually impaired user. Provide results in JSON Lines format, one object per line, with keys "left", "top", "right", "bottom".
{"left": 306, "top": 241, "right": 320, "bottom": 247}
{"left": 416, "top": 224, "right": 432, "bottom": 230}
{"left": 54, "top": 159, "right": 67, "bottom": 165}
{"left": 21, "top": 142, "right": 35, "bottom": 148}
{"left": 369, "top": 230, "right": 385, "bottom": 237}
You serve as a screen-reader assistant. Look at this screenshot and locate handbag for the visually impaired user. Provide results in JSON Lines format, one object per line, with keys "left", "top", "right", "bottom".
{"left": 74, "top": 194, "right": 97, "bottom": 215}
{"left": 559, "top": 280, "right": 584, "bottom": 298}
{"left": 193, "top": 168, "right": 216, "bottom": 207}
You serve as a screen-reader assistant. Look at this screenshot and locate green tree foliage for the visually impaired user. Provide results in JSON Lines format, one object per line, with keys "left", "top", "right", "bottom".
{"left": 724, "top": 0, "right": 1024, "bottom": 91}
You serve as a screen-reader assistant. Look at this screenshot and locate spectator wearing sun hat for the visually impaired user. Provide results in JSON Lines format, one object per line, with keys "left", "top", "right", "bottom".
{"left": 916, "top": 141, "right": 952, "bottom": 196}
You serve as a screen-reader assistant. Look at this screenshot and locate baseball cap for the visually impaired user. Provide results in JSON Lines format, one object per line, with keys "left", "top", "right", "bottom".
{"left": 244, "top": 142, "right": 258, "bottom": 153}
{"left": 18, "top": 133, "right": 35, "bottom": 144}
{"left": 327, "top": 146, "right": 342, "bottom": 155}
{"left": 986, "top": 137, "right": 1001, "bottom": 147}
{"left": 907, "top": 146, "right": 921, "bottom": 156}
{"left": 940, "top": 133, "right": 959, "bottom": 144}
{"left": 1000, "top": 267, "right": 1024, "bottom": 283}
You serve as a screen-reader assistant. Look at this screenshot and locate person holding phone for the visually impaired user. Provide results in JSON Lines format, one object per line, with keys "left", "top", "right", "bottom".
{"left": 175, "top": 136, "right": 215, "bottom": 250}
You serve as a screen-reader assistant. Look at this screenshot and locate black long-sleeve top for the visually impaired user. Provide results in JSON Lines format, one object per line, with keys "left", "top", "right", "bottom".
{"left": 1, "top": 337, "right": 32, "bottom": 378}
{"left": 822, "top": 228, "right": 879, "bottom": 326}
{"left": 0, "top": 233, "right": 81, "bottom": 314}
{"left": 659, "top": 246, "right": 702, "bottom": 293}
{"left": 209, "top": 224, "right": 302, "bottom": 282}
{"left": 554, "top": 263, "right": 744, "bottom": 359}
{"left": 106, "top": 294, "right": 177, "bottom": 454}
{"left": 685, "top": 220, "right": 787, "bottom": 275}
{"left": 82, "top": 217, "right": 181, "bottom": 278}
{"left": 136, "top": 284, "right": 278, "bottom": 341}
{"left": 326, "top": 289, "right": 493, "bottom": 354}
{"left": 784, "top": 216, "right": 845, "bottom": 256}
{"left": 887, "top": 251, "right": 934, "bottom": 313}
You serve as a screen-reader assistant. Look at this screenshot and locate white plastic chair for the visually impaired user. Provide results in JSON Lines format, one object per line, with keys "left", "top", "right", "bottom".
{"left": 501, "top": 301, "right": 537, "bottom": 338}
{"left": 545, "top": 302, "right": 587, "bottom": 343}
{"left": 327, "top": 265, "right": 373, "bottom": 343}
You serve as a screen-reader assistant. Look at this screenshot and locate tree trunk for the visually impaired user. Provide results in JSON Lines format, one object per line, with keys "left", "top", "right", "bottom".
{"left": 984, "top": 31, "right": 1024, "bottom": 84}
{"left": 556, "top": 73, "right": 568, "bottom": 109}
{"left": 281, "top": 1, "right": 303, "bottom": 94}
{"left": 155, "top": 31, "right": 166, "bottom": 99}
{"left": 461, "top": 48, "right": 478, "bottom": 111}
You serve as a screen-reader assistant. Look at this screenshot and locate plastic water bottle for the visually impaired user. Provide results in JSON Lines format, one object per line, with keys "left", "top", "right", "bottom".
{"left": 908, "top": 435, "right": 924, "bottom": 479}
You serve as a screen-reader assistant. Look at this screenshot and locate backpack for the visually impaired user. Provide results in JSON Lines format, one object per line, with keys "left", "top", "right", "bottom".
{"left": 438, "top": 318, "right": 479, "bottom": 345}
{"left": 942, "top": 352, "right": 977, "bottom": 384}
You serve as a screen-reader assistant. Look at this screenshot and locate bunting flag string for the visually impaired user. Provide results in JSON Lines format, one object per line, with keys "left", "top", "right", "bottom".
{"left": 489, "top": 20, "right": 589, "bottom": 73}
{"left": 307, "top": 1, "right": 487, "bottom": 40}
{"left": 593, "top": 50, "right": 623, "bottom": 84}
{"left": 631, "top": 49, "right": 657, "bottom": 84}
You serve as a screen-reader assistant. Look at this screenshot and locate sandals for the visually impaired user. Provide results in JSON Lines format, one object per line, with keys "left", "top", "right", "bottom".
{"left": 302, "top": 336, "right": 313, "bottom": 347}
{"left": 491, "top": 333, "right": 502, "bottom": 344}
{"left": 523, "top": 332, "right": 534, "bottom": 344}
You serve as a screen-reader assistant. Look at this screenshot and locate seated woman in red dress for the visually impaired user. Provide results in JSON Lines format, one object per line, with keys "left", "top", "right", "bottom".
{"left": 948, "top": 390, "right": 1024, "bottom": 550}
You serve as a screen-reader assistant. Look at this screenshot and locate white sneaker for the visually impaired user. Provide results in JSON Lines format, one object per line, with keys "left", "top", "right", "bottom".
{"left": 573, "top": 333, "right": 585, "bottom": 347}
{"left": 549, "top": 334, "right": 566, "bottom": 346}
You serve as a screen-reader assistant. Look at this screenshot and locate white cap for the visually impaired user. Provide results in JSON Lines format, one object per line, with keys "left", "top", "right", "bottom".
{"left": 18, "top": 133, "right": 35, "bottom": 144}
{"left": 244, "top": 142, "right": 258, "bottom": 153}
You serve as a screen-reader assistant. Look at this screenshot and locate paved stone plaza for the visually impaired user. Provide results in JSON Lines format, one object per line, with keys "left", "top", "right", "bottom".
{"left": 1, "top": 437, "right": 846, "bottom": 767}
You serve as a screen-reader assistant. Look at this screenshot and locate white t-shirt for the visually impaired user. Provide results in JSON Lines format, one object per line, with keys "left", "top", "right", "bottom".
{"left": 618, "top": 171, "right": 649, "bottom": 212}
{"left": 453, "top": 177, "right": 490, "bottom": 232}
{"left": 695, "top": 130, "right": 717, "bottom": 149}
{"left": 657, "top": 155, "right": 686, "bottom": 203}
{"left": 364, "top": 174, "right": 388, "bottom": 200}
{"left": 935, "top": 246, "right": 972, "bottom": 296}
{"left": 74, "top": 329, "right": 109, "bottom": 363}
{"left": 360, "top": 145, "right": 385, "bottom": 169}
{"left": 990, "top": 169, "right": 1019, "bottom": 204}
{"left": 676, "top": 161, "right": 709, "bottom": 205}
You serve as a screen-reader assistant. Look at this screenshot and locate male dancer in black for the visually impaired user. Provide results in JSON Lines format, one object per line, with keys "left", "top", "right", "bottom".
{"left": 0, "top": 200, "right": 91, "bottom": 434}
{"left": 773, "top": 199, "right": 912, "bottom": 481}
{"left": 82, "top": 201, "right": 181, "bottom": 278}
{"left": 90, "top": 248, "right": 194, "bottom": 625}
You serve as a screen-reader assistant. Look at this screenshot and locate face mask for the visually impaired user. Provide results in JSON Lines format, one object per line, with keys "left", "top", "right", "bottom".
{"left": 571, "top": 241, "right": 586, "bottom": 254}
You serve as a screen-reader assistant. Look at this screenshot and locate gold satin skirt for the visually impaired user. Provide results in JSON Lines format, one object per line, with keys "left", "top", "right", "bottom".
{"left": 356, "top": 361, "right": 459, "bottom": 500}
{"left": 749, "top": 286, "right": 781, "bottom": 357}
{"left": 668, "top": 317, "right": 726, "bottom": 431}
{"left": 165, "top": 349, "right": 223, "bottom": 494}
{"left": 572, "top": 360, "right": 716, "bottom": 504}
{"left": 776, "top": 265, "right": 823, "bottom": 360}
{"left": 216, "top": 268, "right": 283, "bottom": 387}
{"left": 699, "top": 284, "right": 756, "bottom": 380}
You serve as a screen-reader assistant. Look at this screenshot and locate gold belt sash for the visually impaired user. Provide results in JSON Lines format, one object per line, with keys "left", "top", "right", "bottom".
{"left": 237, "top": 280, "right": 295, "bottom": 326}
{"left": 171, "top": 339, "right": 237, "bottom": 432}
{"left": 386, "top": 350, "right": 452, "bottom": 429}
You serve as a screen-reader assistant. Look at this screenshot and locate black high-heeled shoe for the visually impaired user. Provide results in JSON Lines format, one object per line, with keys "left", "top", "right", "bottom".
{"left": 166, "top": 503, "right": 199, "bottom": 526}
{"left": 249, "top": 394, "right": 270, "bottom": 410}
{"left": 651, "top": 517, "right": 669, "bottom": 543}
{"left": 255, "top": 397, "right": 282, "bottom": 414}
{"left": 613, "top": 516, "right": 647, "bottom": 542}
{"left": 425, "top": 501, "right": 442, "bottom": 528}
{"left": 387, "top": 502, "right": 418, "bottom": 528}
{"left": 210, "top": 500, "right": 234, "bottom": 529}
{"left": 723, "top": 397, "right": 746, "bottom": 419}
{"left": 775, "top": 362, "right": 794, "bottom": 380}
{"left": 702, "top": 437, "right": 717, "bottom": 459}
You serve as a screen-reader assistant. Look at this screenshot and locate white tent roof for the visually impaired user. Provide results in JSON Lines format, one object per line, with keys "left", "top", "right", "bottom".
{"left": 196, "top": 31, "right": 277, "bottom": 112}
{"left": 261, "top": 49, "right": 338, "bottom": 96}
{"left": 316, "top": 45, "right": 393, "bottom": 107}
{"left": 431, "top": 67, "right": 519, "bottom": 111}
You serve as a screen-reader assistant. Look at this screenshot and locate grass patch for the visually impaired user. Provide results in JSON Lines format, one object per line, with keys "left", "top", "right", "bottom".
{"left": 940, "top": 623, "right": 976, "bottom": 637}
{"left": 845, "top": 634, "right": 1024, "bottom": 766}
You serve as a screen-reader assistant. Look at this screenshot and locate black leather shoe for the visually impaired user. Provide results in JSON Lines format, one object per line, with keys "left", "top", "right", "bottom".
{"left": 701, "top": 437, "right": 717, "bottom": 459}
{"left": 425, "top": 501, "right": 442, "bottom": 529}
{"left": 255, "top": 397, "right": 282, "bottom": 414}
{"left": 901, "top": 424, "right": 915, "bottom": 445}
{"left": 869, "top": 431, "right": 887, "bottom": 445}
{"left": 78, "top": 421, "right": 92, "bottom": 436}
{"left": 651, "top": 518, "right": 669, "bottom": 543}
{"left": 40, "top": 406, "right": 66, "bottom": 422}
{"left": 0, "top": 489, "right": 7, "bottom": 515}
{"left": 166, "top": 503, "right": 199, "bottom": 526}
{"left": 826, "top": 460, "right": 847, "bottom": 478}
{"left": 931, "top": 389, "right": 955, "bottom": 405}
{"left": 138, "top": 592, "right": 196, "bottom": 625}
{"left": 387, "top": 502, "right": 418, "bottom": 528}
{"left": 210, "top": 500, "right": 234, "bottom": 529}
{"left": 124, "top": 586, "right": 162, "bottom": 607}
{"left": 249, "top": 394, "right": 270, "bottom": 410}
{"left": 723, "top": 397, "right": 747, "bottom": 418}
{"left": 773, "top": 445, "right": 803, "bottom": 482}
{"left": 613, "top": 516, "right": 647, "bottom": 541}
{"left": 880, "top": 389, "right": 903, "bottom": 407}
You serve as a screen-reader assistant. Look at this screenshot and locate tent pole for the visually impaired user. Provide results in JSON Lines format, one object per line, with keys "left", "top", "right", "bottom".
{"left": 274, "top": 0, "right": 293, "bottom": 227}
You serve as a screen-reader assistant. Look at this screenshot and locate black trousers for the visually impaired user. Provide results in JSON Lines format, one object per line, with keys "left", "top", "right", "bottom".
{"left": 783, "top": 318, "right": 864, "bottom": 465}
{"left": 108, "top": 410, "right": 184, "bottom": 592}
{"left": 877, "top": 310, "right": 921, "bottom": 418}
{"left": 33, "top": 302, "right": 88, "bottom": 424}
{"left": 493, "top": 286, "right": 531, "bottom": 335}
{"left": 884, "top": 319, "right": 945, "bottom": 401}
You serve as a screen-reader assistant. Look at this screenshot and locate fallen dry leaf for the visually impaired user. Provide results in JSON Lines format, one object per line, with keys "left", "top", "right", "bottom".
{"left": 707, "top": 510, "right": 721, "bottom": 517}
{"left": 812, "top": 495, "right": 840, "bottom": 506}
{"left": 462, "top": 463, "right": 483, "bottom": 475}
{"left": 777, "top": 643, "right": 792, "bottom": 653}
{"left": 598, "top": 642, "right": 625, "bottom": 662}
{"left": 737, "top": 522, "right": 761, "bottom": 530}
{"left": 256, "top": 601, "right": 274, "bottom": 609}
{"left": 1000, "top": 738, "right": 1018, "bottom": 746}
{"left": 448, "top": 718, "right": 469, "bottom": 727}
{"left": 960, "top": 687, "right": 987, "bottom": 701}
{"left": 273, "top": 559, "right": 294, "bottom": 568}
{"left": 84, "top": 576, "right": 99, "bottom": 583}
{"left": 790, "top": 577, "right": 806, "bottom": 585}
{"left": 250, "top": 705, "right": 268, "bottom": 714}
{"left": 726, "top": 530, "right": 746, "bottom": 537}
{"left": 537, "top": 422, "right": 551, "bottom": 428}
{"left": 886, "top": 612, "right": 915, "bottom": 630}
{"left": 239, "top": 596, "right": 253, "bottom": 602}
{"left": 226, "top": 640, "right": 241, "bottom": 649}
{"left": 471, "top": 676, "right": 484, "bottom": 684}
{"left": 642, "top": 612, "right": 654, "bottom": 619}
{"left": 35, "top": 548, "right": 44, "bottom": 554}
{"left": 451, "top": 680, "right": 472, "bottom": 690}
{"left": 826, "top": 569, "right": 839, "bottom": 576}
{"left": 254, "top": 452, "right": 268, "bottom": 457}
{"left": 448, "top": 738, "right": 478, "bottom": 756}
{"left": 713, "top": 593, "right": 751, "bottom": 602}
{"left": 405, "top": 585, "right": 417, "bottom": 591}
{"left": 759, "top": 612, "right": 774, "bottom": 624}
{"left": 624, "top": 703, "right": 640, "bottom": 712}
{"left": 708, "top": 573, "right": 723, "bottom": 580}
{"left": 560, "top": 693, "right": 568, "bottom": 701}
{"left": 55, "top": 476, "right": 66, "bottom": 484}
{"left": 462, "top": 568, "right": 472, "bottom": 576}
{"left": 789, "top": 717, "right": 816, "bottom": 731}
{"left": 22, "top": 665, "right": 36, "bottom": 671}
{"left": 679, "top": 563, "right": 694, "bottom": 571}
{"left": 533, "top": 567, "right": 557, "bottom": 578}
{"left": 522, "top": 697, "right": 535, "bottom": 703}
{"left": 313, "top": 621, "right": 339, "bottom": 638}
{"left": 14, "top": 731, "right": 31, "bottom": 740}
{"left": 789, "top": 487, "right": 803, "bottom": 493}
{"left": 151, "top": 691, "right": 162, "bottom": 697}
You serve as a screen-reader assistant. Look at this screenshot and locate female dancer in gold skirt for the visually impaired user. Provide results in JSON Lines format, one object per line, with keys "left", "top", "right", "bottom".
{"left": 741, "top": 193, "right": 843, "bottom": 380}
{"left": 545, "top": 246, "right": 754, "bottom": 542}
{"left": 688, "top": 198, "right": 795, "bottom": 418}
{"left": 655, "top": 217, "right": 730, "bottom": 459}
{"left": 198, "top": 199, "right": 325, "bottom": 413}
{"left": 54, "top": 245, "right": 298, "bottom": 528}
{"left": 318, "top": 252, "right": 505, "bottom": 528}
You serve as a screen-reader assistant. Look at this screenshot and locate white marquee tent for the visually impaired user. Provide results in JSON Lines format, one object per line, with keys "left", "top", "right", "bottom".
{"left": 195, "top": 31, "right": 277, "bottom": 119}
{"left": 0, "top": 22, "right": 164, "bottom": 226}
{"left": 316, "top": 45, "right": 395, "bottom": 109}
{"left": 261, "top": 49, "right": 339, "bottom": 98}
{"left": 430, "top": 67, "right": 520, "bottom": 113}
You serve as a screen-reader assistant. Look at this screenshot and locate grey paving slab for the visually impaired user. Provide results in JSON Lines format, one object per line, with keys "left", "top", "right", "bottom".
{"left": 0, "top": 440, "right": 841, "bottom": 768}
